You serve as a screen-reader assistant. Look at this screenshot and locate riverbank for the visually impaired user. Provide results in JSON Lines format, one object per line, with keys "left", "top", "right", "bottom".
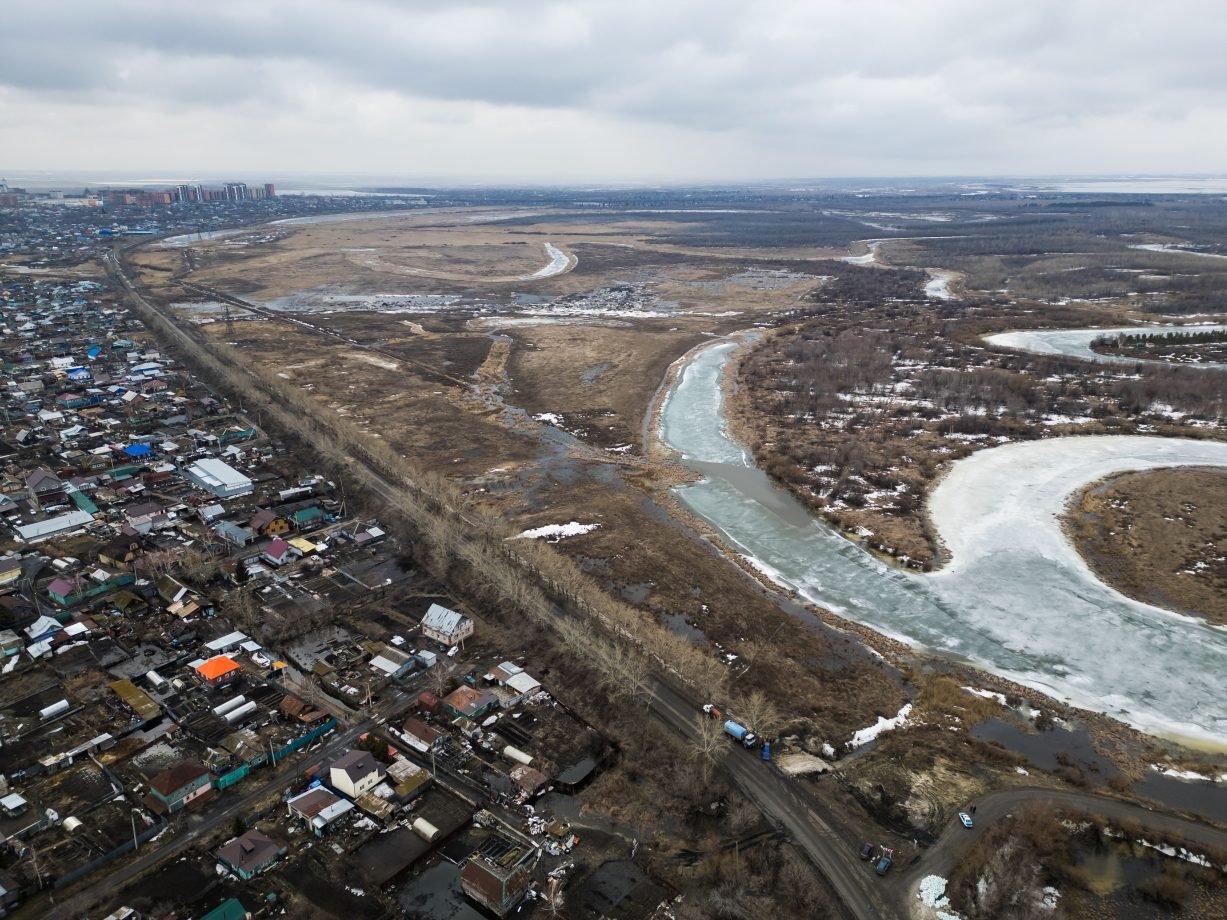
{"left": 1063, "top": 467, "right": 1227, "bottom": 627}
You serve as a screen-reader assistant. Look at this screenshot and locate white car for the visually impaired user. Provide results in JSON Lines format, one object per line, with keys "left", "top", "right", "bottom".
{"left": 251, "top": 652, "right": 271, "bottom": 668}
{"left": 958, "top": 812, "right": 974, "bottom": 828}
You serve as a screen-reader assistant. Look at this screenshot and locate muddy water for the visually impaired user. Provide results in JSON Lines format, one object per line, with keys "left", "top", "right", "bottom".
{"left": 658, "top": 338, "right": 1227, "bottom": 747}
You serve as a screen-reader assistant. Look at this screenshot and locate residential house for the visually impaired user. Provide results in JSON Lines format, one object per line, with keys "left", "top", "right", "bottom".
{"left": 260, "top": 538, "right": 297, "bottom": 567}
{"left": 145, "top": 760, "right": 212, "bottom": 814}
{"left": 194, "top": 655, "right": 240, "bottom": 686}
{"left": 214, "top": 521, "right": 255, "bottom": 547}
{"left": 248, "top": 509, "right": 289, "bottom": 537}
{"left": 216, "top": 829, "right": 286, "bottom": 880}
{"left": 98, "top": 532, "right": 143, "bottom": 568}
{"left": 484, "top": 661, "right": 543, "bottom": 706}
{"left": 199, "top": 899, "right": 250, "bottom": 920}
{"left": 287, "top": 786, "right": 353, "bottom": 835}
{"left": 368, "top": 645, "right": 416, "bottom": 681}
{"left": 420, "top": 603, "right": 473, "bottom": 647}
{"left": 25, "top": 469, "right": 65, "bottom": 507}
{"left": 290, "top": 506, "right": 324, "bottom": 529}
{"left": 441, "top": 686, "right": 499, "bottom": 722}
{"left": 0, "top": 556, "right": 22, "bottom": 588}
{"left": 280, "top": 696, "right": 329, "bottom": 726}
{"left": 328, "top": 750, "right": 386, "bottom": 799}
{"left": 400, "top": 717, "right": 442, "bottom": 753}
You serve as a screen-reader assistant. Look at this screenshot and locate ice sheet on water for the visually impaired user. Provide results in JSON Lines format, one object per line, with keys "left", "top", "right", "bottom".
{"left": 661, "top": 339, "right": 1227, "bottom": 745}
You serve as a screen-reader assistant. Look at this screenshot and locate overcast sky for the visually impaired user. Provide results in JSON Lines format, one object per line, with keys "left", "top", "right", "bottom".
{"left": 3, "top": 0, "right": 1226, "bottom": 184}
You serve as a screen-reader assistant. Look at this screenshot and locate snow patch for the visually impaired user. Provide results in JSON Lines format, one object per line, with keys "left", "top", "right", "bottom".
{"left": 919, "top": 875, "right": 954, "bottom": 912}
{"left": 516, "top": 522, "right": 601, "bottom": 541}
{"left": 848, "top": 703, "right": 912, "bottom": 749}
{"left": 963, "top": 687, "right": 1006, "bottom": 706}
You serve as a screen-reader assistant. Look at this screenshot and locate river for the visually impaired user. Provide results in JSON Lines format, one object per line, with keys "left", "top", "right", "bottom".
{"left": 985, "top": 324, "right": 1227, "bottom": 370}
{"left": 659, "top": 339, "right": 1227, "bottom": 747}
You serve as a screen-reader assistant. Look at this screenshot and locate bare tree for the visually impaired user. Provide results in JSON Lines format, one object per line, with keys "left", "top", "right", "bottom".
{"left": 738, "top": 689, "right": 781, "bottom": 739}
{"left": 690, "top": 715, "right": 727, "bottom": 781}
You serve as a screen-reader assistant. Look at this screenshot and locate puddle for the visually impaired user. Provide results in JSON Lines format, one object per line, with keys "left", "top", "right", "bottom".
{"left": 397, "top": 861, "right": 484, "bottom": 920}
{"left": 1078, "top": 839, "right": 1160, "bottom": 896}
{"left": 1133, "top": 772, "right": 1227, "bottom": 824}
{"left": 581, "top": 362, "right": 612, "bottom": 386}
{"left": 620, "top": 582, "right": 653, "bottom": 604}
{"left": 971, "top": 718, "right": 1119, "bottom": 780}
{"left": 661, "top": 612, "right": 707, "bottom": 643}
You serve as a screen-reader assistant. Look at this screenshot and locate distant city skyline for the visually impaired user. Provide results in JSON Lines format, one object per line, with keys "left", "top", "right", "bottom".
{"left": 3, "top": 1, "right": 1226, "bottom": 182}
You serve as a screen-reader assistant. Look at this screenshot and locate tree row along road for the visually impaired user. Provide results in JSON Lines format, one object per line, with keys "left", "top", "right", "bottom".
{"left": 102, "top": 249, "right": 1227, "bottom": 920}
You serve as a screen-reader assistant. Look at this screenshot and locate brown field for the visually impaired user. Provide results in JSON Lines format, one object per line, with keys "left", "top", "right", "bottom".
{"left": 1065, "top": 468, "right": 1227, "bottom": 625}
{"left": 125, "top": 205, "right": 1225, "bottom": 824}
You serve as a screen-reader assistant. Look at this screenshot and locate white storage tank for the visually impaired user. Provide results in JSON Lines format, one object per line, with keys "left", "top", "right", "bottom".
{"left": 146, "top": 670, "right": 167, "bottom": 689}
{"left": 502, "top": 745, "right": 532, "bottom": 766}
{"left": 40, "top": 700, "right": 70, "bottom": 721}
{"left": 412, "top": 817, "right": 440, "bottom": 843}
{"left": 63, "top": 816, "right": 84, "bottom": 832}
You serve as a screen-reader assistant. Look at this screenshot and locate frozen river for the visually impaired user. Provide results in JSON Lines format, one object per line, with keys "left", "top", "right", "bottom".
{"left": 660, "top": 339, "right": 1227, "bottom": 746}
{"left": 986, "top": 324, "right": 1227, "bottom": 370}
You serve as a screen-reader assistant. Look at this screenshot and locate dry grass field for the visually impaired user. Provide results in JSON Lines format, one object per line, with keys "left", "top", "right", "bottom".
{"left": 1066, "top": 468, "right": 1227, "bottom": 625}
{"left": 127, "top": 203, "right": 1227, "bottom": 801}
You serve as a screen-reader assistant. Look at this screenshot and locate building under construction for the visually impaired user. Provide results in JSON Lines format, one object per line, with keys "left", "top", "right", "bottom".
{"left": 459, "top": 832, "right": 538, "bottom": 917}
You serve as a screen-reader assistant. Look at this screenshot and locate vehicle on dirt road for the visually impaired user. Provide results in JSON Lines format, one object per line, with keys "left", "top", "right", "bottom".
{"left": 859, "top": 843, "right": 874, "bottom": 860}
{"left": 874, "top": 847, "right": 894, "bottom": 876}
{"left": 723, "top": 719, "right": 758, "bottom": 748}
{"left": 959, "top": 812, "right": 974, "bottom": 828}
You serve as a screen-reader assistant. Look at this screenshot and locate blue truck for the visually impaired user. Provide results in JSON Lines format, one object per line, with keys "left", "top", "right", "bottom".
{"left": 723, "top": 719, "right": 758, "bottom": 748}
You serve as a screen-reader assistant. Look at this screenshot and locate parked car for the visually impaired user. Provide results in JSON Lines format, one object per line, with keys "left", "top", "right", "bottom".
{"left": 859, "top": 843, "right": 875, "bottom": 861}
{"left": 958, "top": 812, "right": 974, "bottom": 828}
{"left": 874, "top": 853, "right": 893, "bottom": 876}
{"left": 702, "top": 703, "right": 722, "bottom": 719}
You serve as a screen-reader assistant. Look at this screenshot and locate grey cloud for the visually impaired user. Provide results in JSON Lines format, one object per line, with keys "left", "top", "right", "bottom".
{"left": 2, "top": 0, "right": 1227, "bottom": 178}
